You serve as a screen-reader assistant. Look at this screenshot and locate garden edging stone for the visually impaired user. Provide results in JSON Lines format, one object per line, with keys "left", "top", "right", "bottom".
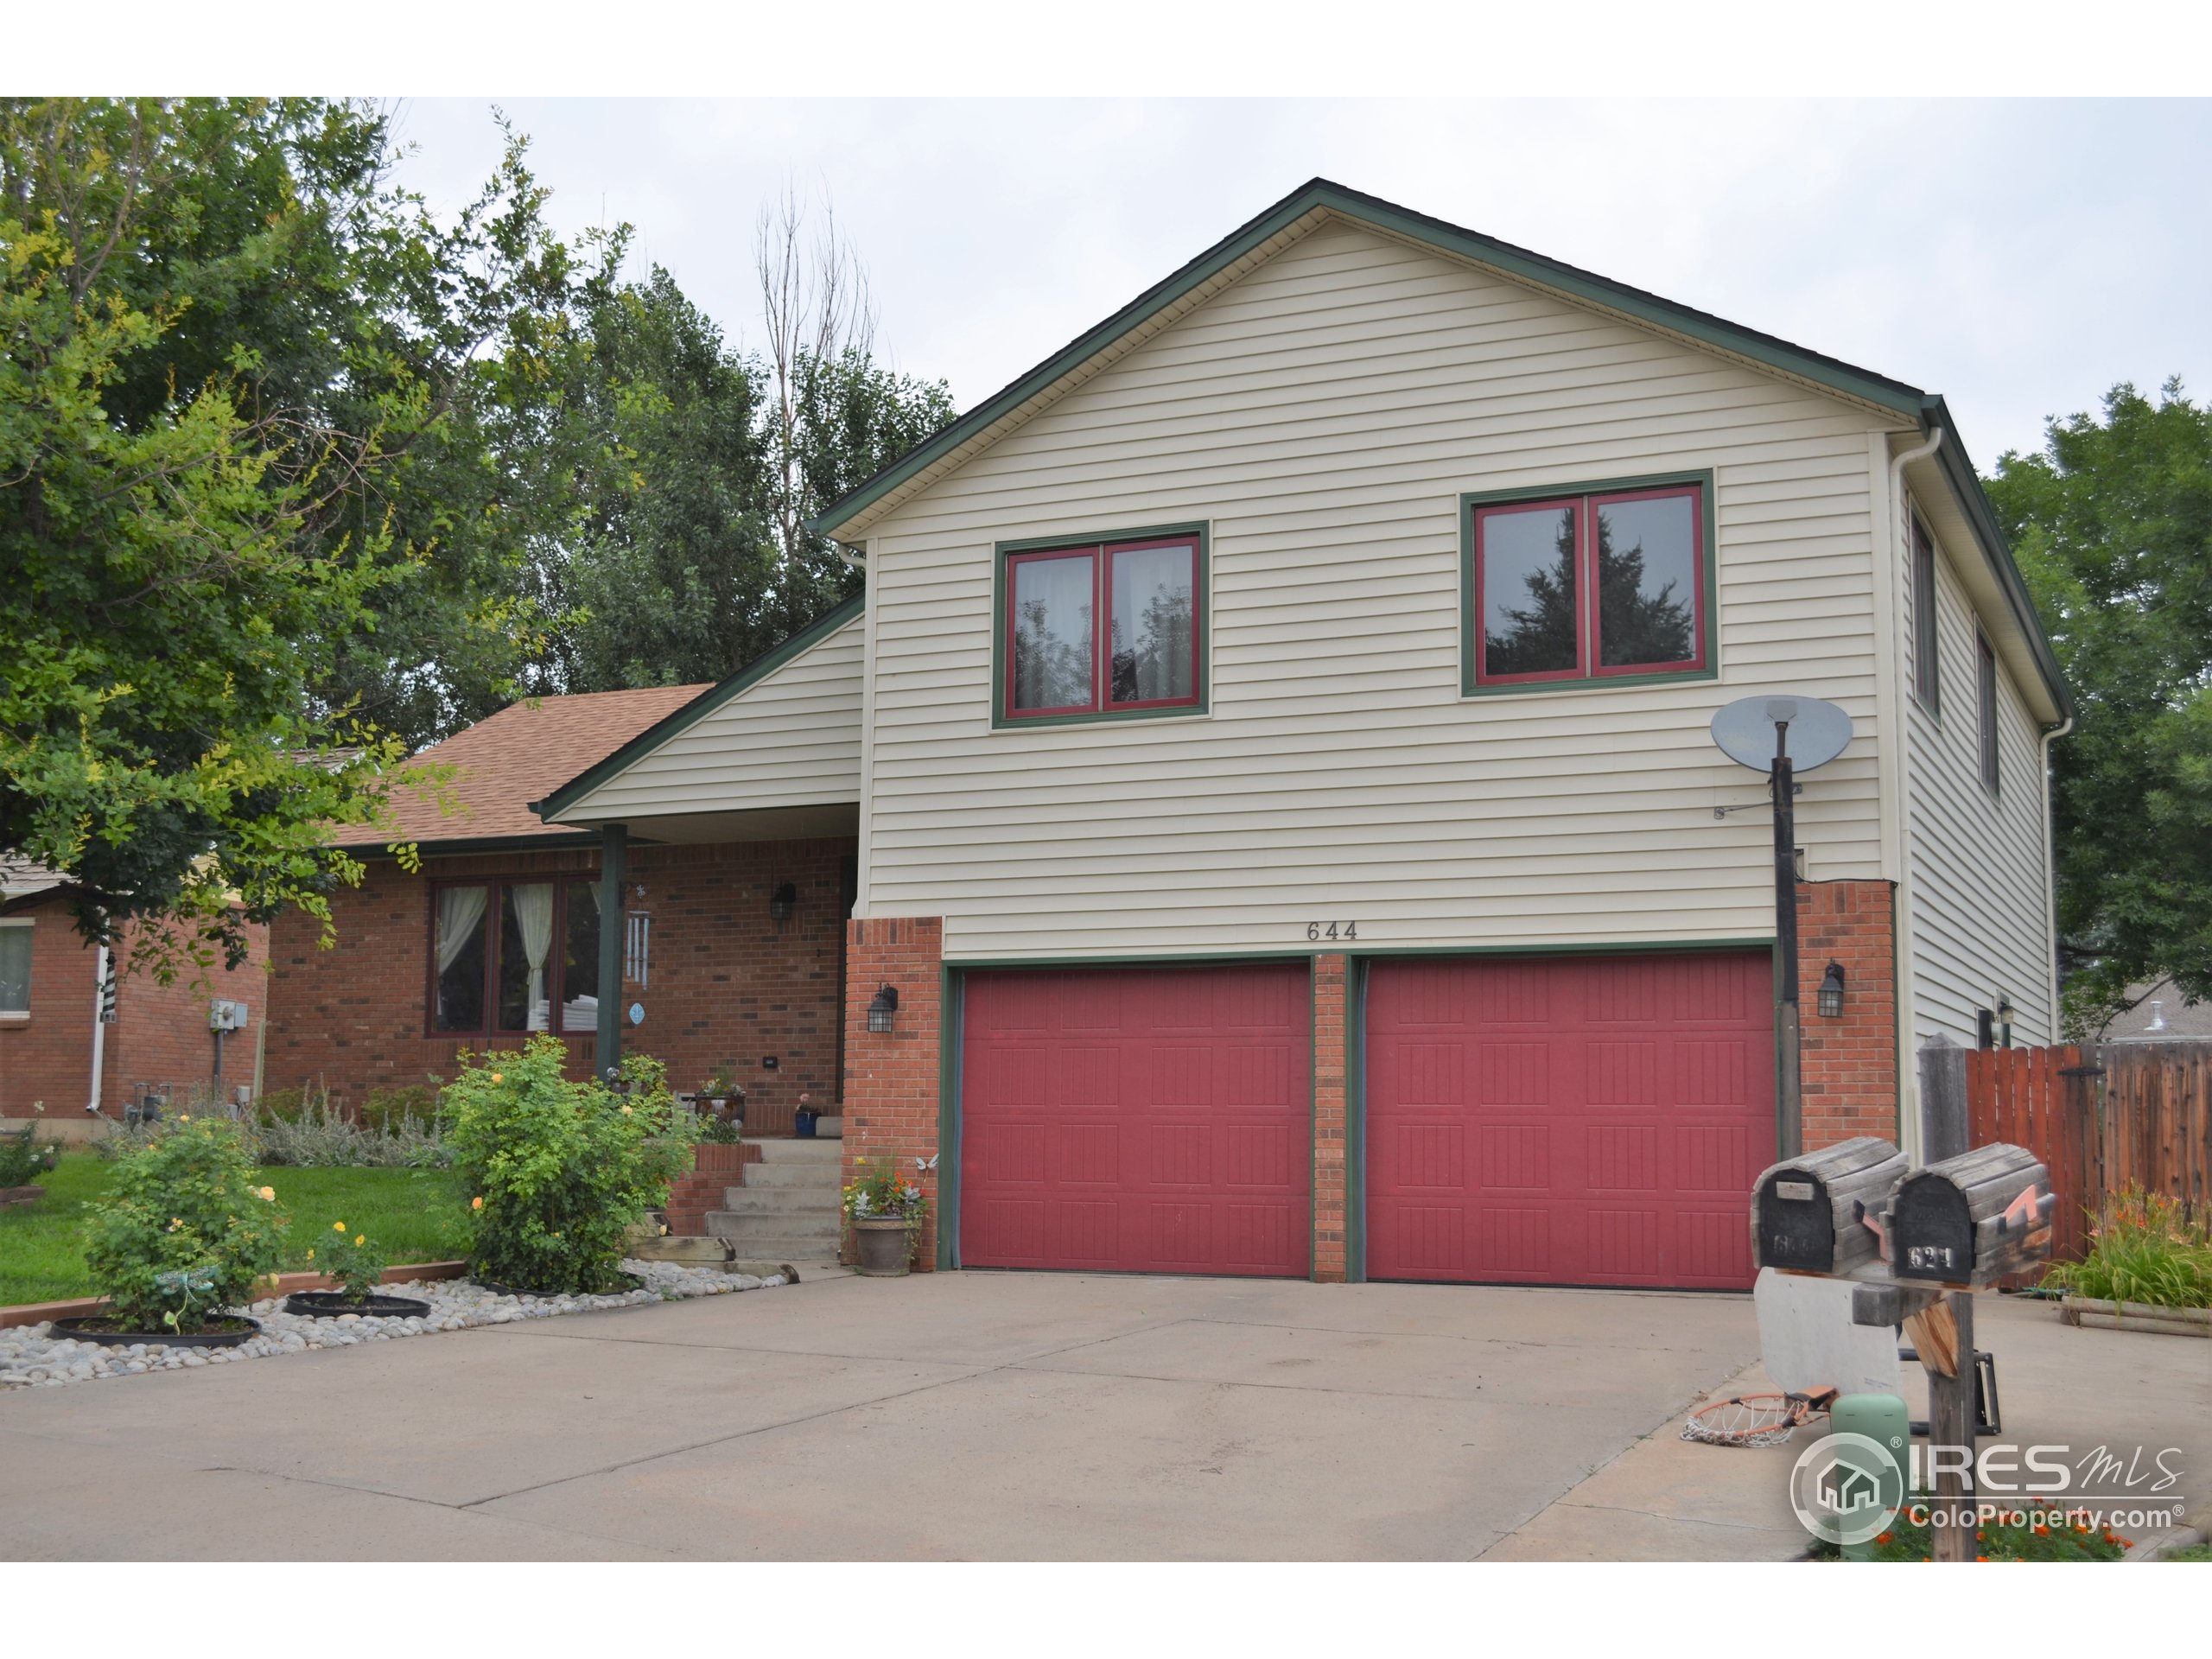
{"left": 0, "top": 1259, "right": 784, "bottom": 1389}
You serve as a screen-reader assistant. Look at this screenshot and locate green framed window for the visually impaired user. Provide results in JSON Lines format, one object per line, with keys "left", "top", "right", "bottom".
{"left": 1460, "top": 472, "right": 1717, "bottom": 696}
{"left": 1911, "top": 511, "right": 1942, "bottom": 719}
{"left": 992, "top": 523, "right": 1210, "bottom": 728}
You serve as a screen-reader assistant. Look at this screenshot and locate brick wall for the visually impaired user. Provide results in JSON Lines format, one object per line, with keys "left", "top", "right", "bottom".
{"left": 840, "top": 917, "right": 944, "bottom": 1270}
{"left": 0, "top": 903, "right": 269, "bottom": 1117}
{"left": 1312, "top": 954, "right": 1348, "bottom": 1283}
{"left": 1796, "top": 878, "right": 1900, "bottom": 1150}
{"left": 263, "top": 836, "right": 855, "bottom": 1116}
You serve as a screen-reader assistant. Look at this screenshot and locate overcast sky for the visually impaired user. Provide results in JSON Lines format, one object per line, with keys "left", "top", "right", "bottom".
{"left": 391, "top": 99, "right": 2211, "bottom": 468}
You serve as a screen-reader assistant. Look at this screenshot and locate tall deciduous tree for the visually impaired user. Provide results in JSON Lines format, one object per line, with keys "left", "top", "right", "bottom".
{"left": 1986, "top": 378, "right": 2212, "bottom": 1034}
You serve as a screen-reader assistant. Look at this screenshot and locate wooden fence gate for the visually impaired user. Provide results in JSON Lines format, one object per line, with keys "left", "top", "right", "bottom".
{"left": 1967, "top": 1039, "right": 2212, "bottom": 1262}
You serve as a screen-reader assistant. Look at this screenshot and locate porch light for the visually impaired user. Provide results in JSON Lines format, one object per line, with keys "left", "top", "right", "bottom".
{"left": 769, "top": 881, "right": 798, "bottom": 923}
{"left": 1996, "top": 992, "right": 2015, "bottom": 1048}
{"left": 1816, "top": 962, "right": 1846, "bottom": 1020}
{"left": 867, "top": 984, "right": 899, "bottom": 1034}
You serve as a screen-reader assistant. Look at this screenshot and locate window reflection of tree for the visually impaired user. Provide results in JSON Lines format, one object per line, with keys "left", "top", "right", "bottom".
{"left": 1484, "top": 506, "right": 1695, "bottom": 675}
{"left": 1484, "top": 511, "right": 1580, "bottom": 676}
{"left": 1596, "top": 512, "right": 1694, "bottom": 668}
{"left": 1111, "top": 583, "right": 1193, "bottom": 702}
{"left": 1014, "top": 593, "right": 1094, "bottom": 709}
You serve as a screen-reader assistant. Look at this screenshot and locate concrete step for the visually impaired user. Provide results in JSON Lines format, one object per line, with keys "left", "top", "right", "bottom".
{"left": 706, "top": 1220, "right": 844, "bottom": 1254}
{"left": 812, "top": 1116, "right": 844, "bottom": 1137}
{"left": 753, "top": 1138, "right": 844, "bottom": 1163}
{"left": 742, "top": 1162, "right": 842, "bottom": 1190}
{"left": 717, "top": 1186, "right": 839, "bottom": 1216}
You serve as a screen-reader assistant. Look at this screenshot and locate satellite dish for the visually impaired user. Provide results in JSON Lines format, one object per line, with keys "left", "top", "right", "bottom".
{"left": 1711, "top": 694, "right": 1853, "bottom": 773}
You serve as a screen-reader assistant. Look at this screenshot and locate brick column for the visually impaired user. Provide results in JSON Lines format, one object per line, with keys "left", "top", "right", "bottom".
{"left": 1312, "top": 953, "right": 1350, "bottom": 1283}
{"left": 1796, "top": 880, "right": 1899, "bottom": 1150}
{"left": 842, "top": 918, "right": 945, "bottom": 1269}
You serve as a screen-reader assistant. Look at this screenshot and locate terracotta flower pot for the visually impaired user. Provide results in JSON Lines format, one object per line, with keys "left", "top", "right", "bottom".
{"left": 852, "top": 1217, "right": 912, "bottom": 1277}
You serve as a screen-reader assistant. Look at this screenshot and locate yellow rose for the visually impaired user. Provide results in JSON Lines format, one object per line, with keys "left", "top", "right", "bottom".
{"left": 306, "top": 1249, "right": 315, "bottom": 1261}
{"left": 490, "top": 1072, "right": 504, "bottom": 1084}
{"left": 333, "top": 1220, "right": 346, "bottom": 1231}
{"left": 179, "top": 1114, "right": 190, "bottom": 1122}
{"left": 620, "top": 1103, "right": 633, "bottom": 1116}
{"left": 258, "top": 1186, "right": 276, "bottom": 1202}
{"left": 355, "top": 1236, "right": 365, "bottom": 1247}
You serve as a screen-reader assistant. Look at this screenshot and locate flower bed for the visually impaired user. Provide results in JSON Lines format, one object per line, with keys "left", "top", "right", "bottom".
{"left": 0, "top": 1259, "right": 782, "bottom": 1389}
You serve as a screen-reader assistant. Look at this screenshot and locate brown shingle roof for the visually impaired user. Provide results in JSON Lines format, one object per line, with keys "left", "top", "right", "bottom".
{"left": 340, "top": 685, "right": 711, "bottom": 849}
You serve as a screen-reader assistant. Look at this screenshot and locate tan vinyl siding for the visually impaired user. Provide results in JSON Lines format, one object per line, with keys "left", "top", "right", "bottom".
{"left": 561, "top": 617, "right": 863, "bottom": 820}
{"left": 1904, "top": 526, "right": 2056, "bottom": 1043}
{"left": 861, "top": 220, "right": 1896, "bottom": 960}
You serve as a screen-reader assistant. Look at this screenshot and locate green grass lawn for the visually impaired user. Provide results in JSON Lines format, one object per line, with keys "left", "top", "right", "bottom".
{"left": 0, "top": 1154, "right": 472, "bottom": 1308}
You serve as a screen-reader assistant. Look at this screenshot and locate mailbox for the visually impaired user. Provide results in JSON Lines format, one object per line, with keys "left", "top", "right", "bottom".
{"left": 1751, "top": 1136, "right": 1909, "bottom": 1275}
{"left": 1884, "top": 1144, "right": 2055, "bottom": 1287}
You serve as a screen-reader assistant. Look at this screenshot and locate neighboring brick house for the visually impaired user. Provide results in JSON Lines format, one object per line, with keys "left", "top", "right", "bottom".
{"left": 260, "top": 676, "right": 859, "bottom": 1132}
{"left": 1, "top": 857, "right": 270, "bottom": 1121}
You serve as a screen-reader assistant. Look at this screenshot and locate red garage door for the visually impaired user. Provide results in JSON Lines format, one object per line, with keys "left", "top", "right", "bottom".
{"left": 1366, "top": 952, "right": 1773, "bottom": 1289}
{"left": 960, "top": 963, "right": 1311, "bottom": 1276}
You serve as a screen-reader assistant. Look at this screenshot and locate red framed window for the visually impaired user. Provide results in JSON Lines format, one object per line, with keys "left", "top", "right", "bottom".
{"left": 1471, "top": 482, "right": 1708, "bottom": 688}
{"left": 430, "top": 876, "right": 603, "bottom": 1036}
{"left": 1004, "top": 533, "right": 1201, "bottom": 718}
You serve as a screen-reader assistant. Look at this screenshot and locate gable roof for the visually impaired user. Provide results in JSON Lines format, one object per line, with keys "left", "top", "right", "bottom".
{"left": 811, "top": 177, "right": 2072, "bottom": 723}
{"left": 351, "top": 683, "right": 710, "bottom": 852}
{"left": 531, "top": 592, "right": 867, "bottom": 825}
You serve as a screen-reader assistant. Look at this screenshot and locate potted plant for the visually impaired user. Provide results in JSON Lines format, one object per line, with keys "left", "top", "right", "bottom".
{"left": 696, "top": 1067, "right": 745, "bottom": 1145}
{"left": 62, "top": 1117, "right": 288, "bottom": 1347}
{"left": 793, "top": 1090, "right": 819, "bottom": 1139}
{"left": 842, "top": 1157, "right": 928, "bottom": 1277}
{"left": 283, "top": 1222, "right": 432, "bottom": 1318}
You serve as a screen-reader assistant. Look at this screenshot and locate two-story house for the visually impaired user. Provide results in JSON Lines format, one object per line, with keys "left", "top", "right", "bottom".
{"left": 530, "top": 179, "right": 2071, "bottom": 1291}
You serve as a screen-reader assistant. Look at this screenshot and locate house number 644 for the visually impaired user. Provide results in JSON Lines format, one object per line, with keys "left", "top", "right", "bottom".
{"left": 1306, "top": 921, "right": 1358, "bottom": 942}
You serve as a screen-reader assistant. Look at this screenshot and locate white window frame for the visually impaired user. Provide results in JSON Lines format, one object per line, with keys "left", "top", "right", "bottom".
{"left": 0, "top": 917, "right": 34, "bottom": 1020}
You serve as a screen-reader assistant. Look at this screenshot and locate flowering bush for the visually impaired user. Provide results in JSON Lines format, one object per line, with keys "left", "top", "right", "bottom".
{"left": 2041, "top": 1187, "right": 2212, "bottom": 1309}
{"left": 440, "top": 1035, "right": 696, "bottom": 1294}
{"left": 0, "top": 1122, "right": 60, "bottom": 1186}
{"left": 81, "top": 1118, "right": 289, "bottom": 1332}
{"left": 315, "top": 1220, "right": 391, "bottom": 1302}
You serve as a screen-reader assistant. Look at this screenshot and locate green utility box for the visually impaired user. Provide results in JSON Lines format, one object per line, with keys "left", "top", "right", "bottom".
{"left": 1827, "top": 1393, "right": 1911, "bottom": 1560}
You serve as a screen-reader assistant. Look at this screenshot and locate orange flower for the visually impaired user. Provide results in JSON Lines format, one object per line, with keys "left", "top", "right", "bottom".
{"left": 490, "top": 1072, "right": 504, "bottom": 1084}
{"left": 2033, "top": 1525, "right": 2049, "bottom": 1536}
{"left": 472, "top": 1196, "right": 484, "bottom": 1211}
{"left": 1875, "top": 1532, "right": 1893, "bottom": 1546}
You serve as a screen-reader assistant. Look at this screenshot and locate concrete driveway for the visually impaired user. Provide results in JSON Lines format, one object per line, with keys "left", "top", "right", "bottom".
{"left": 0, "top": 1270, "right": 1765, "bottom": 1560}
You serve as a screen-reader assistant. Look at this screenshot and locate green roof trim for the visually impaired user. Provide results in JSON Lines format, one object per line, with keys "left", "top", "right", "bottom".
{"left": 809, "top": 177, "right": 1930, "bottom": 541}
{"left": 531, "top": 592, "right": 867, "bottom": 823}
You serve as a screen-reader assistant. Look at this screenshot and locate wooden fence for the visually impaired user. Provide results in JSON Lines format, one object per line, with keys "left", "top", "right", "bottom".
{"left": 1967, "top": 1039, "right": 2212, "bottom": 1262}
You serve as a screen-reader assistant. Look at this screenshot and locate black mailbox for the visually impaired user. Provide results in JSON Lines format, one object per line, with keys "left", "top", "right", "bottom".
{"left": 1884, "top": 1144, "right": 2055, "bottom": 1287}
{"left": 1750, "top": 1136, "right": 1909, "bottom": 1275}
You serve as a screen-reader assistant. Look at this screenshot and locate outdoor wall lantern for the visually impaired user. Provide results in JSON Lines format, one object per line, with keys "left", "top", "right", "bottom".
{"left": 867, "top": 984, "right": 899, "bottom": 1034}
{"left": 769, "top": 881, "right": 798, "bottom": 923}
{"left": 1816, "top": 961, "right": 1847, "bottom": 1020}
{"left": 1996, "top": 992, "right": 2015, "bottom": 1049}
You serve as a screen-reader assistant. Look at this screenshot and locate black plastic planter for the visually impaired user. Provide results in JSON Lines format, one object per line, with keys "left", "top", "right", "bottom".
{"left": 50, "top": 1315, "right": 259, "bottom": 1349}
{"left": 283, "top": 1292, "right": 433, "bottom": 1319}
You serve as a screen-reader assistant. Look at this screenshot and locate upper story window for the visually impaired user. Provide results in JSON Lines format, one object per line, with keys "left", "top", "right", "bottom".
{"left": 1977, "top": 632, "right": 2000, "bottom": 794}
{"left": 432, "top": 876, "right": 602, "bottom": 1036}
{"left": 1911, "top": 512, "right": 1942, "bottom": 717}
{"left": 997, "top": 527, "right": 1205, "bottom": 724}
{"left": 1462, "top": 475, "right": 1712, "bottom": 693}
{"left": 0, "top": 919, "right": 30, "bottom": 1015}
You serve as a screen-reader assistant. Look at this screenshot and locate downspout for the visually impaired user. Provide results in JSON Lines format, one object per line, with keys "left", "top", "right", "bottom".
{"left": 86, "top": 941, "right": 110, "bottom": 1115}
{"left": 1886, "top": 424, "right": 1942, "bottom": 1160}
{"left": 835, "top": 540, "right": 866, "bottom": 569}
{"left": 2039, "top": 714, "right": 2075, "bottom": 1039}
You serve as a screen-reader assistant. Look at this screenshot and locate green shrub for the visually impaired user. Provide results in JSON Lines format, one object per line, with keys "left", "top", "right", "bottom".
{"left": 310, "top": 1219, "right": 391, "bottom": 1301}
{"left": 247, "top": 1093, "right": 448, "bottom": 1169}
{"left": 358, "top": 1085, "right": 438, "bottom": 1134}
{"left": 0, "top": 1123, "right": 60, "bottom": 1186}
{"left": 2041, "top": 1188, "right": 2212, "bottom": 1309}
{"left": 441, "top": 1035, "right": 696, "bottom": 1294}
{"left": 253, "top": 1086, "right": 317, "bottom": 1124}
{"left": 81, "top": 1118, "right": 289, "bottom": 1332}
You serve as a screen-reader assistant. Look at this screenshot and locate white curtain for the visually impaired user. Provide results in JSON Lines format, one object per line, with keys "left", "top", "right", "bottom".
{"left": 435, "top": 886, "right": 487, "bottom": 975}
{"left": 512, "top": 882, "right": 555, "bottom": 1031}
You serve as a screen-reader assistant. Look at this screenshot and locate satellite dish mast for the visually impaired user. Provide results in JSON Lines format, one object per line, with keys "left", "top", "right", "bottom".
{"left": 1710, "top": 695, "right": 1853, "bottom": 1161}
